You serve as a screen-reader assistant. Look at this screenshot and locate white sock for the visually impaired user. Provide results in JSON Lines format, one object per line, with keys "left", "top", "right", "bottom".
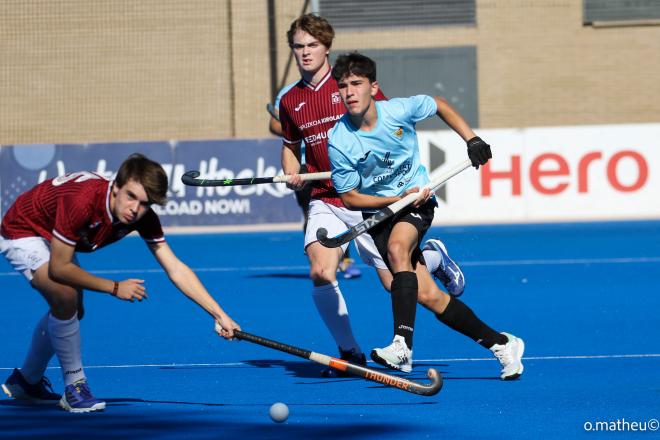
{"left": 48, "top": 313, "right": 85, "bottom": 386}
{"left": 422, "top": 248, "right": 442, "bottom": 274}
{"left": 20, "top": 312, "right": 55, "bottom": 384}
{"left": 311, "top": 282, "right": 361, "bottom": 354}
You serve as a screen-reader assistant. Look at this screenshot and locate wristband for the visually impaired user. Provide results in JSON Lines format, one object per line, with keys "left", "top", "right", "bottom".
{"left": 111, "top": 281, "right": 119, "bottom": 296}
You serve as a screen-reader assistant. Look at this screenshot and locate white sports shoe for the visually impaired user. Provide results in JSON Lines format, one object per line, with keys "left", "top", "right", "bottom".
{"left": 370, "top": 335, "right": 413, "bottom": 373}
{"left": 490, "top": 332, "right": 525, "bottom": 380}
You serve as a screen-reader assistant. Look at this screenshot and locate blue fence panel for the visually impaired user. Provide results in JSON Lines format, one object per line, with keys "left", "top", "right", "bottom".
{"left": 0, "top": 140, "right": 302, "bottom": 228}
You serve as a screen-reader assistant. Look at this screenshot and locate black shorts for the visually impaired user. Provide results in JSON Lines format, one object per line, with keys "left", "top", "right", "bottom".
{"left": 364, "top": 198, "right": 437, "bottom": 272}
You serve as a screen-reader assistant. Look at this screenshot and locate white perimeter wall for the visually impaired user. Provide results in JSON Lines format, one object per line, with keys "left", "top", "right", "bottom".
{"left": 418, "top": 123, "right": 660, "bottom": 225}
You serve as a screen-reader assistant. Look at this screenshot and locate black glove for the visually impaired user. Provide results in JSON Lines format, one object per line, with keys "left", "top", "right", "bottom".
{"left": 466, "top": 136, "right": 492, "bottom": 169}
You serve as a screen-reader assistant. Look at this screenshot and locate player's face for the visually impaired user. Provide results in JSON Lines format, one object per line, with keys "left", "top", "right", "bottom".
{"left": 112, "top": 179, "right": 151, "bottom": 224}
{"left": 291, "top": 30, "right": 329, "bottom": 74}
{"left": 337, "top": 74, "right": 379, "bottom": 116}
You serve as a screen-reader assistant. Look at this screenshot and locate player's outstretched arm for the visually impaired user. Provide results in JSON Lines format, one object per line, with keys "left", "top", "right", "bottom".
{"left": 147, "top": 241, "right": 240, "bottom": 339}
{"left": 433, "top": 96, "right": 476, "bottom": 141}
{"left": 433, "top": 96, "right": 492, "bottom": 168}
{"left": 49, "top": 237, "right": 147, "bottom": 302}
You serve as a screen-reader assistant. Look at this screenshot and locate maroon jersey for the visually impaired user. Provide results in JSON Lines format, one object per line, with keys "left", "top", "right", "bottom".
{"left": 280, "top": 68, "right": 386, "bottom": 206}
{"left": 1, "top": 172, "right": 165, "bottom": 253}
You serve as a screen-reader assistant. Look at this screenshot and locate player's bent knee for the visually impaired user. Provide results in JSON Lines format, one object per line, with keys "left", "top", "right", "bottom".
{"left": 309, "top": 263, "right": 336, "bottom": 284}
{"left": 45, "top": 289, "right": 80, "bottom": 320}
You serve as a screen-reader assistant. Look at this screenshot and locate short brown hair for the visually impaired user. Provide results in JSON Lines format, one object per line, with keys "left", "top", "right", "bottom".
{"left": 115, "top": 153, "right": 168, "bottom": 206}
{"left": 332, "top": 52, "right": 377, "bottom": 83}
{"left": 287, "top": 14, "right": 335, "bottom": 49}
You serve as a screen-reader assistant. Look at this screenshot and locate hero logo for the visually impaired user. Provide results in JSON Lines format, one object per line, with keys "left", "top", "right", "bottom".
{"left": 481, "top": 150, "right": 648, "bottom": 196}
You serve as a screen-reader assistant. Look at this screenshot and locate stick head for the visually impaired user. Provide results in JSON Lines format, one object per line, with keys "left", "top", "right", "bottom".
{"left": 424, "top": 368, "right": 443, "bottom": 395}
{"left": 181, "top": 171, "right": 201, "bottom": 186}
{"left": 316, "top": 227, "right": 329, "bottom": 242}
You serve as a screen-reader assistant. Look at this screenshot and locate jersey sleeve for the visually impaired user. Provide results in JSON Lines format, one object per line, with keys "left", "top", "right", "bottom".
{"left": 136, "top": 209, "right": 165, "bottom": 244}
{"left": 328, "top": 128, "right": 360, "bottom": 194}
{"left": 396, "top": 95, "right": 438, "bottom": 123}
{"left": 274, "top": 82, "right": 296, "bottom": 109}
{"left": 52, "top": 194, "right": 93, "bottom": 246}
{"left": 279, "top": 97, "right": 302, "bottom": 146}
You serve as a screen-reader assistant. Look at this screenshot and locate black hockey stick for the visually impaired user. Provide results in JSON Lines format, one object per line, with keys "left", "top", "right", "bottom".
{"left": 181, "top": 170, "right": 330, "bottom": 187}
{"left": 317, "top": 159, "right": 472, "bottom": 248}
{"left": 233, "top": 329, "right": 442, "bottom": 397}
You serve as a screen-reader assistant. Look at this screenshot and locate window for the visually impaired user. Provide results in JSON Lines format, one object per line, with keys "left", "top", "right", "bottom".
{"left": 331, "top": 46, "right": 479, "bottom": 130}
{"left": 584, "top": 0, "right": 660, "bottom": 25}
{"left": 319, "top": 0, "right": 475, "bottom": 29}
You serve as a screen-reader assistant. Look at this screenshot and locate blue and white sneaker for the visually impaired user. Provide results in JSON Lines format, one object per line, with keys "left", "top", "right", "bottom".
{"left": 2, "top": 368, "right": 60, "bottom": 405}
{"left": 422, "top": 239, "right": 465, "bottom": 297}
{"left": 338, "top": 257, "right": 362, "bottom": 279}
{"left": 59, "top": 379, "right": 105, "bottom": 413}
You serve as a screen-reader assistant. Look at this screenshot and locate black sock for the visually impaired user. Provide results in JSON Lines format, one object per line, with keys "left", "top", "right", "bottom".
{"left": 391, "top": 271, "right": 418, "bottom": 348}
{"left": 435, "top": 297, "right": 507, "bottom": 348}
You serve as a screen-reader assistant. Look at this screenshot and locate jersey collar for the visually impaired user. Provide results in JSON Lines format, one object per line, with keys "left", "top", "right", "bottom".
{"left": 302, "top": 67, "right": 332, "bottom": 92}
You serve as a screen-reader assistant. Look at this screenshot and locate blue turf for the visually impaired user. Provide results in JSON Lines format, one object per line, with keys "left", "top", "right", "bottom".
{"left": 1, "top": 220, "right": 659, "bottom": 439}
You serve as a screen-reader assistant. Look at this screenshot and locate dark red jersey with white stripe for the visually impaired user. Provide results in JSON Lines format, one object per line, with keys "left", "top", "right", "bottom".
{"left": 1, "top": 171, "right": 165, "bottom": 252}
{"left": 280, "top": 68, "right": 386, "bottom": 206}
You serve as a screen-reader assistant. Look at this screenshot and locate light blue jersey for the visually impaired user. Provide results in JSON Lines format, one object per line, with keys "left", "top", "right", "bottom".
{"left": 328, "top": 95, "right": 437, "bottom": 198}
{"left": 274, "top": 82, "right": 306, "bottom": 165}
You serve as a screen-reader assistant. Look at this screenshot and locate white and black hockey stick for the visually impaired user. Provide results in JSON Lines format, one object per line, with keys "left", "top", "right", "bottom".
{"left": 181, "top": 170, "right": 330, "bottom": 187}
{"left": 316, "top": 159, "right": 472, "bottom": 248}
{"left": 232, "top": 329, "right": 443, "bottom": 396}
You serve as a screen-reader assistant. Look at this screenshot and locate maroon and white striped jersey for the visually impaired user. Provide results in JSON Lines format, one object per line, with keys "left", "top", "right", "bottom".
{"left": 1, "top": 172, "right": 164, "bottom": 253}
{"left": 280, "top": 68, "right": 386, "bottom": 206}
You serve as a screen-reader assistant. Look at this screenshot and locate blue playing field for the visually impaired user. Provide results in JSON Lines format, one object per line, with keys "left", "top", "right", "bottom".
{"left": 1, "top": 221, "right": 659, "bottom": 439}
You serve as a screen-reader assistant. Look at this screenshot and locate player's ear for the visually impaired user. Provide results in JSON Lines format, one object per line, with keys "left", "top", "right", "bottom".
{"left": 370, "top": 80, "right": 379, "bottom": 97}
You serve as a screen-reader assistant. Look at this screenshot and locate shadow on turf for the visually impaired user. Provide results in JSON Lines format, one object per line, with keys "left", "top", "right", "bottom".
{"left": 159, "top": 359, "right": 498, "bottom": 383}
{"left": 0, "top": 400, "right": 427, "bottom": 440}
{"left": 247, "top": 273, "right": 310, "bottom": 279}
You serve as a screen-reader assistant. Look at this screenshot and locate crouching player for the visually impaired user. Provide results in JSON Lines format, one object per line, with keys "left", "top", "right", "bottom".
{"left": 327, "top": 53, "right": 524, "bottom": 379}
{"left": 0, "top": 154, "right": 240, "bottom": 412}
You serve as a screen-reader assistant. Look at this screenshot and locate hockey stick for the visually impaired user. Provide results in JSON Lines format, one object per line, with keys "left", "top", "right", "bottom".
{"left": 233, "top": 329, "right": 442, "bottom": 396}
{"left": 181, "top": 170, "right": 330, "bottom": 187}
{"left": 316, "top": 159, "right": 472, "bottom": 248}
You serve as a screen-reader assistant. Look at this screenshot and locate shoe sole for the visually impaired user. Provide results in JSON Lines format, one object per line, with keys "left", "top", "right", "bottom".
{"left": 2, "top": 383, "right": 60, "bottom": 405}
{"left": 501, "top": 338, "right": 525, "bottom": 381}
{"left": 59, "top": 396, "right": 106, "bottom": 413}
{"left": 425, "top": 240, "right": 465, "bottom": 297}
{"left": 370, "top": 350, "right": 412, "bottom": 373}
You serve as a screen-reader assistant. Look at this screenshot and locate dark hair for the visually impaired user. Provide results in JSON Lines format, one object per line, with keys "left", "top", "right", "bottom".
{"left": 331, "top": 52, "right": 377, "bottom": 83}
{"left": 115, "top": 153, "right": 168, "bottom": 206}
{"left": 287, "top": 14, "right": 335, "bottom": 49}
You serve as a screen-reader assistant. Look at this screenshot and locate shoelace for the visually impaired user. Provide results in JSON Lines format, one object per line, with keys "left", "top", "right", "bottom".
{"left": 73, "top": 381, "right": 94, "bottom": 400}
{"left": 492, "top": 345, "right": 513, "bottom": 365}
{"left": 391, "top": 340, "right": 409, "bottom": 362}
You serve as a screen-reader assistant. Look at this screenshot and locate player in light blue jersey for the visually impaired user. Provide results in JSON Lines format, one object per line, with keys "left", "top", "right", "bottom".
{"left": 328, "top": 52, "right": 524, "bottom": 379}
